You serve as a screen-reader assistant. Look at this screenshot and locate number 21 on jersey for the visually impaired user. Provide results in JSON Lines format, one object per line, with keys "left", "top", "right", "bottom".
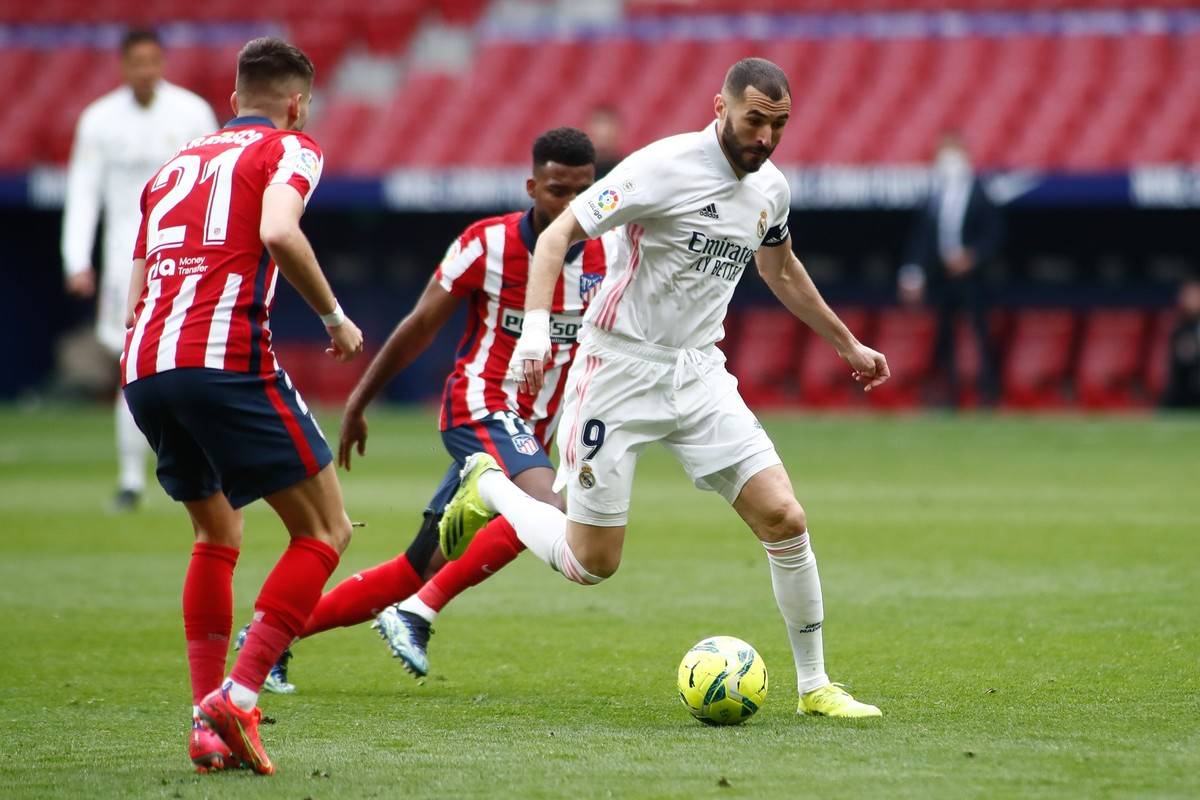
{"left": 146, "top": 147, "right": 246, "bottom": 257}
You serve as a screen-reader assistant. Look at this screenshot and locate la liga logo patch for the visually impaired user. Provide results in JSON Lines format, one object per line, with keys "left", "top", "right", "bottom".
{"left": 595, "top": 188, "right": 621, "bottom": 212}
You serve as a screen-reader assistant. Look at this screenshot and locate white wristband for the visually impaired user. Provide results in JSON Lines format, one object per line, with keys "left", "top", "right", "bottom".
{"left": 320, "top": 302, "right": 346, "bottom": 328}
{"left": 522, "top": 308, "right": 550, "bottom": 337}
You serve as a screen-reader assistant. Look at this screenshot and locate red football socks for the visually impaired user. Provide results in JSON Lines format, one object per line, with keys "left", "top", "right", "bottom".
{"left": 299, "top": 553, "right": 425, "bottom": 638}
{"left": 183, "top": 542, "right": 239, "bottom": 706}
{"left": 418, "top": 516, "right": 524, "bottom": 612}
{"left": 230, "top": 537, "right": 339, "bottom": 692}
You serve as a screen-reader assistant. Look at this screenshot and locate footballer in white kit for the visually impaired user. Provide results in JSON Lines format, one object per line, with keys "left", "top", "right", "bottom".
{"left": 60, "top": 29, "right": 217, "bottom": 509}
{"left": 62, "top": 79, "right": 217, "bottom": 354}
{"left": 553, "top": 120, "right": 792, "bottom": 524}
{"left": 474, "top": 56, "right": 886, "bottom": 718}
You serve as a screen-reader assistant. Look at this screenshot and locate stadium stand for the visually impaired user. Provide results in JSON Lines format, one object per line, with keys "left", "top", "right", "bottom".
{"left": 726, "top": 307, "right": 801, "bottom": 408}
{"left": 2, "top": 4, "right": 1200, "bottom": 171}
{"left": 3, "top": 1, "right": 1194, "bottom": 410}
{"left": 795, "top": 308, "right": 874, "bottom": 410}
{"left": 997, "top": 308, "right": 1080, "bottom": 409}
{"left": 865, "top": 307, "right": 938, "bottom": 410}
{"left": 1143, "top": 307, "right": 1179, "bottom": 405}
{"left": 1074, "top": 308, "right": 1151, "bottom": 409}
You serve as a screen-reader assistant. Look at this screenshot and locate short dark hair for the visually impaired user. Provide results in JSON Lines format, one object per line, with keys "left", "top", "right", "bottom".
{"left": 235, "top": 37, "right": 314, "bottom": 96}
{"left": 723, "top": 57, "right": 790, "bottom": 102}
{"left": 120, "top": 28, "right": 161, "bottom": 56}
{"left": 532, "top": 127, "right": 595, "bottom": 170}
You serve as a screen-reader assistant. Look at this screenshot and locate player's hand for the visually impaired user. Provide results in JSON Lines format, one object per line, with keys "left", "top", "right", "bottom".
{"left": 338, "top": 409, "right": 368, "bottom": 470}
{"left": 326, "top": 318, "right": 364, "bottom": 363}
{"left": 841, "top": 343, "right": 890, "bottom": 392}
{"left": 507, "top": 317, "right": 552, "bottom": 394}
{"left": 945, "top": 249, "right": 976, "bottom": 276}
{"left": 65, "top": 269, "right": 96, "bottom": 298}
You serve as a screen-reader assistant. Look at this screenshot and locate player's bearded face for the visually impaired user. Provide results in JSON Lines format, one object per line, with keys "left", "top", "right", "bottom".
{"left": 720, "top": 88, "right": 790, "bottom": 174}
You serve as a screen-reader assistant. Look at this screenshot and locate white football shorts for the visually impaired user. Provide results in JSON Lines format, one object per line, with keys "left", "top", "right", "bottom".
{"left": 96, "top": 260, "right": 133, "bottom": 356}
{"left": 554, "top": 327, "right": 781, "bottom": 526}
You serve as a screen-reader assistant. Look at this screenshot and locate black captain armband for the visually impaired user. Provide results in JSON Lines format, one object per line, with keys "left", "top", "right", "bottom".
{"left": 761, "top": 222, "right": 789, "bottom": 247}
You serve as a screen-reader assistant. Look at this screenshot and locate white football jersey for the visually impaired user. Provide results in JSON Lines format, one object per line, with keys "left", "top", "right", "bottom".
{"left": 569, "top": 120, "right": 791, "bottom": 351}
{"left": 61, "top": 81, "right": 217, "bottom": 351}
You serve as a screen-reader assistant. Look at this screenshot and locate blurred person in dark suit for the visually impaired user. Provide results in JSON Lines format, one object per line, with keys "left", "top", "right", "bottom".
{"left": 1160, "top": 278, "right": 1200, "bottom": 408}
{"left": 898, "top": 132, "right": 1004, "bottom": 407}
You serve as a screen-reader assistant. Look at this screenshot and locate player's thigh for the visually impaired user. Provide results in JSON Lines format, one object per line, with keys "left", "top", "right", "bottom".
{"left": 729, "top": 464, "right": 806, "bottom": 544}
{"left": 663, "top": 367, "right": 781, "bottom": 506}
{"left": 441, "top": 413, "right": 559, "bottom": 506}
{"left": 156, "top": 368, "right": 333, "bottom": 509}
{"left": 262, "top": 463, "right": 352, "bottom": 553}
{"left": 512, "top": 466, "right": 560, "bottom": 508}
{"left": 182, "top": 492, "right": 243, "bottom": 549}
{"left": 123, "top": 374, "right": 221, "bottom": 503}
{"left": 556, "top": 350, "right": 671, "bottom": 525}
{"left": 441, "top": 412, "right": 554, "bottom": 478}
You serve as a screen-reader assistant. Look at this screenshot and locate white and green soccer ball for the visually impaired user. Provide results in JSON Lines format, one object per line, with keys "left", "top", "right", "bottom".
{"left": 677, "top": 636, "right": 768, "bottom": 725}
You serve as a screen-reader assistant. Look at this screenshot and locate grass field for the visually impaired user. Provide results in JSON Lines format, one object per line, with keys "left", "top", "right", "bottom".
{"left": 1, "top": 405, "right": 1197, "bottom": 799}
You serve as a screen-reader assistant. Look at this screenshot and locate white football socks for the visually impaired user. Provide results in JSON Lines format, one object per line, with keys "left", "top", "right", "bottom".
{"left": 397, "top": 595, "right": 437, "bottom": 623}
{"left": 476, "top": 470, "right": 601, "bottom": 585}
{"left": 225, "top": 679, "right": 258, "bottom": 712}
{"left": 762, "top": 531, "right": 830, "bottom": 695}
{"left": 116, "top": 391, "right": 148, "bottom": 493}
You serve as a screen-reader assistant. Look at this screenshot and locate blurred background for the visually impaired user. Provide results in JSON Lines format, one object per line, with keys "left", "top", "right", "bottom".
{"left": 3, "top": 0, "right": 1199, "bottom": 412}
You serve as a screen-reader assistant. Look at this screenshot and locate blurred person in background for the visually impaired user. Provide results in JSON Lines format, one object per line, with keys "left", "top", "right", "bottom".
{"left": 898, "top": 131, "right": 1004, "bottom": 407}
{"left": 237, "top": 127, "right": 620, "bottom": 689}
{"left": 61, "top": 27, "right": 218, "bottom": 511}
{"left": 586, "top": 104, "right": 625, "bottom": 179}
{"left": 1160, "top": 278, "right": 1200, "bottom": 408}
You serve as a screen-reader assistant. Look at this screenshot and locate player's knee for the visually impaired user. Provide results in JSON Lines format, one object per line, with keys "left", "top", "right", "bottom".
{"left": 577, "top": 551, "right": 620, "bottom": 581}
{"left": 756, "top": 499, "right": 807, "bottom": 544}
{"left": 317, "top": 513, "right": 354, "bottom": 555}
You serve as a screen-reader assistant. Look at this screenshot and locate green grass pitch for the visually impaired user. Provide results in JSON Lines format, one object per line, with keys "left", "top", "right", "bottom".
{"left": 1, "top": 405, "right": 1197, "bottom": 799}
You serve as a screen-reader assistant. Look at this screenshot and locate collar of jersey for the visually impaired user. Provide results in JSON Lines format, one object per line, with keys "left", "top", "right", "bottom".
{"left": 223, "top": 115, "right": 276, "bottom": 129}
{"left": 520, "top": 207, "right": 585, "bottom": 263}
{"left": 701, "top": 120, "right": 741, "bottom": 183}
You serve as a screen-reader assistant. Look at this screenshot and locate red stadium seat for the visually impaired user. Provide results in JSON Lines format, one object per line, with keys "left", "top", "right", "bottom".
{"left": 1001, "top": 309, "right": 1079, "bottom": 409}
{"left": 797, "top": 308, "right": 874, "bottom": 409}
{"left": 1143, "top": 307, "right": 1177, "bottom": 403}
{"left": 867, "top": 307, "right": 937, "bottom": 409}
{"left": 1074, "top": 308, "right": 1151, "bottom": 409}
{"left": 725, "top": 307, "right": 802, "bottom": 408}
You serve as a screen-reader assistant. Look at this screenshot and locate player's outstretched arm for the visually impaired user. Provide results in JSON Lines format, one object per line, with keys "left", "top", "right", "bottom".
{"left": 756, "top": 239, "right": 890, "bottom": 392}
{"left": 338, "top": 278, "right": 460, "bottom": 470}
{"left": 260, "top": 184, "right": 364, "bottom": 362}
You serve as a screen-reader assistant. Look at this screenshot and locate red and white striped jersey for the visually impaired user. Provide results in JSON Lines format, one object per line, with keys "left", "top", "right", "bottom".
{"left": 122, "top": 117, "right": 323, "bottom": 385}
{"left": 437, "top": 209, "right": 619, "bottom": 446}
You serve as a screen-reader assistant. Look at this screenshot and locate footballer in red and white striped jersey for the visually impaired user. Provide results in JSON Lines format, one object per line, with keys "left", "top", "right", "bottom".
{"left": 437, "top": 208, "right": 619, "bottom": 447}
{"left": 122, "top": 117, "right": 323, "bottom": 385}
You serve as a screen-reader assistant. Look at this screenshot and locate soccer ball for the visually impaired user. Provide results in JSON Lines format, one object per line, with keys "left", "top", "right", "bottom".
{"left": 677, "top": 636, "right": 768, "bottom": 725}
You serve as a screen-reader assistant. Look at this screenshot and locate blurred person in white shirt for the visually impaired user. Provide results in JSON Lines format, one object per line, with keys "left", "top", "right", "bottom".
{"left": 61, "top": 27, "right": 218, "bottom": 510}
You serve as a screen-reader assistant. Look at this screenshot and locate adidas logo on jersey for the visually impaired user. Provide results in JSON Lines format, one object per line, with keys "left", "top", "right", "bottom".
{"left": 699, "top": 203, "right": 719, "bottom": 219}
